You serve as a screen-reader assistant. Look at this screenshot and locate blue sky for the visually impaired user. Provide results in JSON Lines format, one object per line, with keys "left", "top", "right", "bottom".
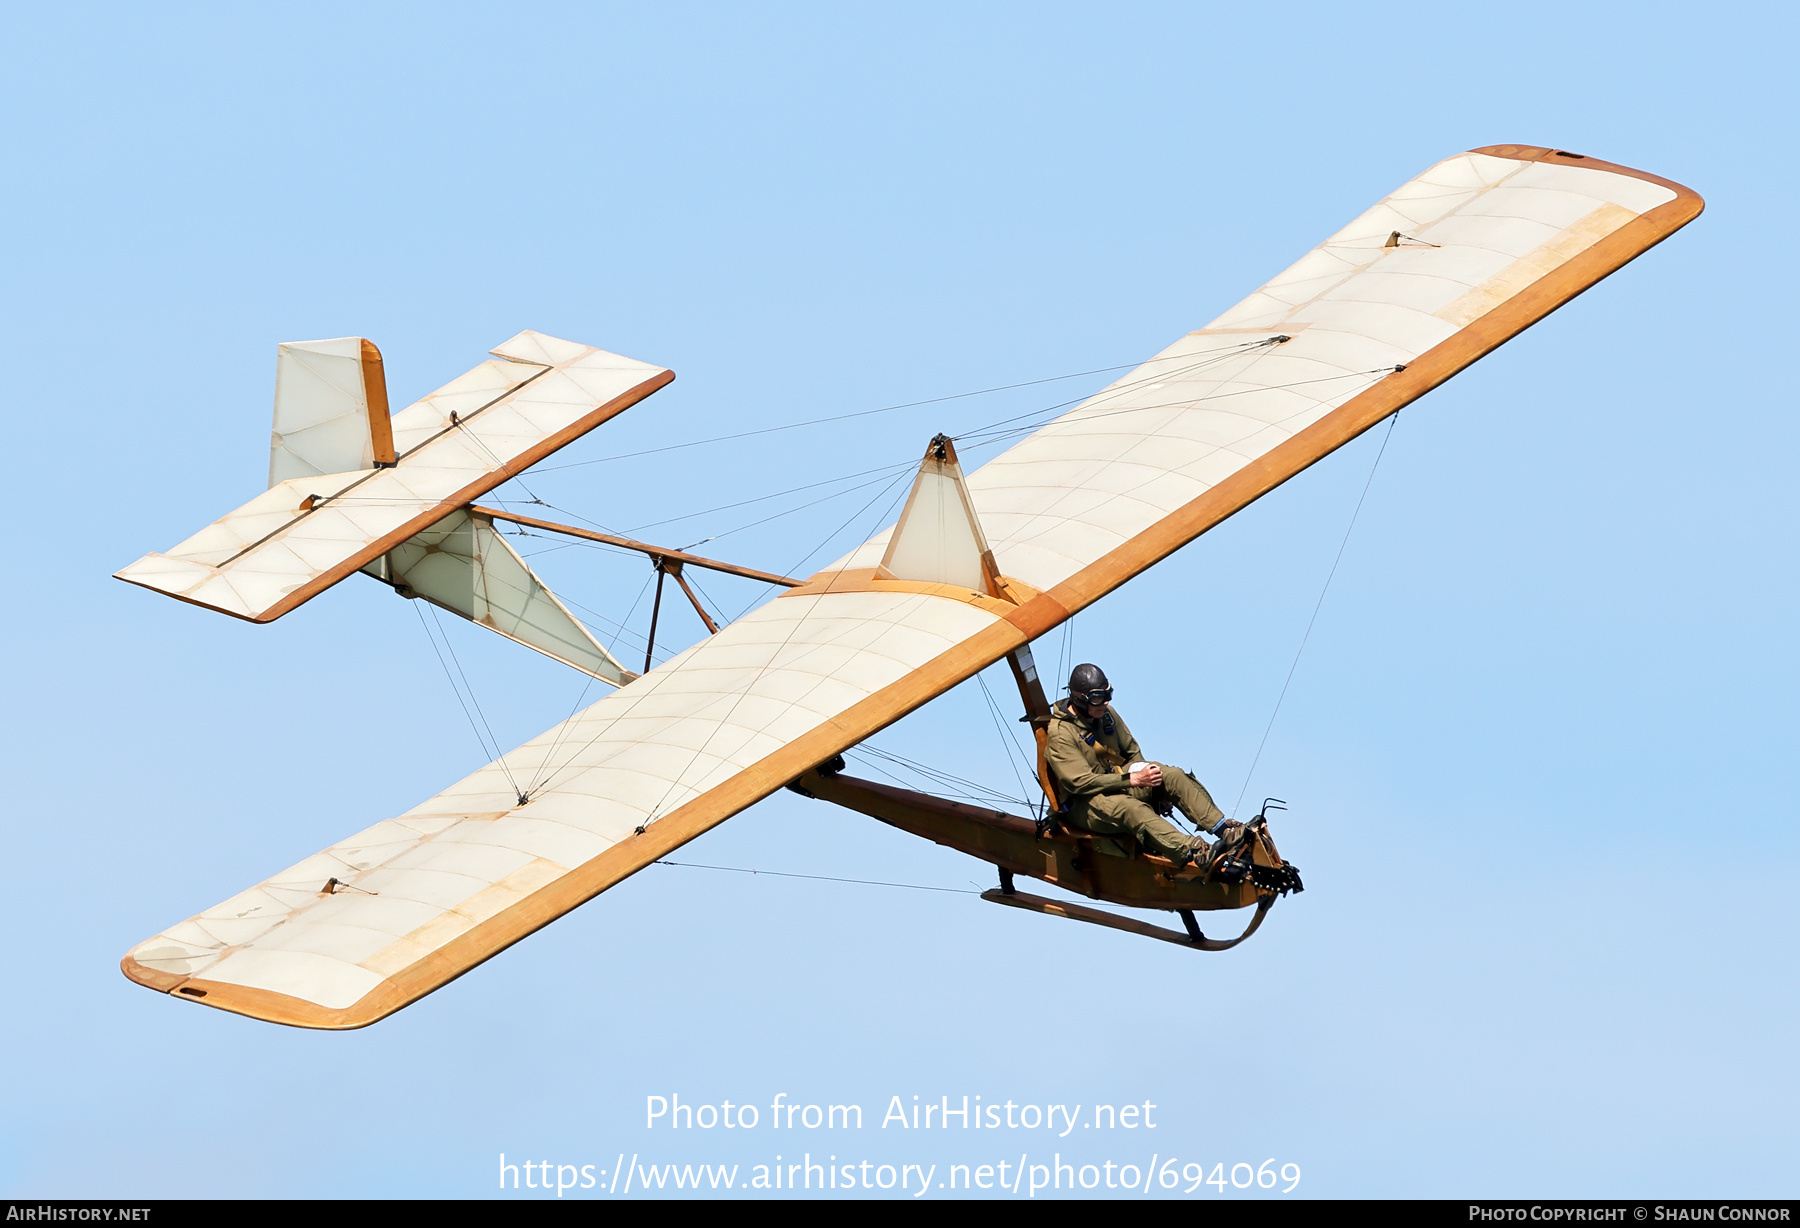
{"left": 2, "top": 1, "right": 1793, "bottom": 1199}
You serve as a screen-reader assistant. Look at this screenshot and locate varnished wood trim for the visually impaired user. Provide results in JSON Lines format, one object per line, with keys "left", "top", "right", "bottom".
{"left": 471, "top": 506, "right": 800, "bottom": 588}
{"left": 785, "top": 568, "right": 1042, "bottom": 616}
{"left": 359, "top": 339, "right": 396, "bottom": 466}
{"left": 1468, "top": 144, "right": 1698, "bottom": 203}
{"left": 669, "top": 564, "right": 720, "bottom": 635}
{"left": 119, "top": 958, "right": 186, "bottom": 993}
{"left": 782, "top": 565, "right": 893, "bottom": 593}
{"left": 127, "top": 148, "right": 1701, "bottom": 1029}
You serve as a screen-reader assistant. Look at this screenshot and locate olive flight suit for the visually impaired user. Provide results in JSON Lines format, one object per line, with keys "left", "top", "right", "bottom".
{"left": 1043, "top": 698, "right": 1227, "bottom": 863}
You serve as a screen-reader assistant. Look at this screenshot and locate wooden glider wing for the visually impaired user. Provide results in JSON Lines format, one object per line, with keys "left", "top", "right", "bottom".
{"left": 122, "top": 146, "right": 1700, "bottom": 1027}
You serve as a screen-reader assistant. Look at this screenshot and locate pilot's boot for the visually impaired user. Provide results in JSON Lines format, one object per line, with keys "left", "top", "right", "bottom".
{"left": 1212, "top": 819, "right": 1248, "bottom": 852}
{"left": 1194, "top": 830, "right": 1253, "bottom": 883}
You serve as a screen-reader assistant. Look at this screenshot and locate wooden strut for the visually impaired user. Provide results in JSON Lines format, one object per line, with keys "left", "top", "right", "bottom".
{"left": 980, "top": 887, "right": 1273, "bottom": 951}
{"left": 643, "top": 559, "right": 721, "bottom": 670}
{"left": 470, "top": 506, "right": 803, "bottom": 588}
{"left": 666, "top": 562, "right": 719, "bottom": 634}
{"left": 644, "top": 566, "right": 666, "bottom": 674}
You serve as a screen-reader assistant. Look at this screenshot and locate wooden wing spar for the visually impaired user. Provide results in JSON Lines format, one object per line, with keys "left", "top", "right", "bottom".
{"left": 121, "top": 146, "right": 1702, "bottom": 1028}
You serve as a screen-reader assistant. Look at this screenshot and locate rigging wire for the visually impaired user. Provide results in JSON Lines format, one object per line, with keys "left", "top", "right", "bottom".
{"left": 775, "top": 468, "right": 916, "bottom": 580}
{"left": 450, "top": 420, "right": 556, "bottom": 511}
{"left": 1052, "top": 616, "right": 1077, "bottom": 704}
{"left": 495, "top": 542, "right": 655, "bottom": 653}
{"left": 667, "top": 466, "right": 915, "bottom": 552}
{"left": 944, "top": 338, "right": 1278, "bottom": 446}
{"left": 953, "top": 366, "right": 1404, "bottom": 451}
{"left": 623, "top": 461, "right": 915, "bottom": 538}
{"left": 525, "top": 456, "right": 921, "bottom": 805}
{"left": 508, "top": 536, "right": 592, "bottom": 562}
{"left": 720, "top": 465, "right": 917, "bottom": 625}
{"left": 1230, "top": 411, "right": 1402, "bottom": 818}
{"left": 413, "top": 602, "right": 525, "bottom": 801}
{"left": 843, "top": 753, "right": 1019, "bottom": 811}
{"left": 846, "top": 743, "right": 1031, "bottom": 810}
{"left": 495, "top": 465, "right": 916, "bottom": 584}
{"left": 846, "top": 745, "right": 999, "bottom": 800}
{"left": 421, "top": 342, "right": 1404, "bottom": 817}
{"left": 481, "top": 337, "right": 1296, "bottom": 576}
{"left": 974, "top": 670, "right": 1039, "bottom": 808}
{"left": 516, "top": 358, "right": 1374, "bottom": 814}
{"left": 634, "top": 481, "right": 931, "bottom": 824}
{"left": 513, "top": 348, "right": 1378, "bottom": 595}
{"left": 528, "top": 348, "right": 1262, "bottom": 476}
{"left": 654, "top": 859, "right": 977, "bottom": 896}
{"left": 524, "top": 671, "right": 596, "bottom": 800}
{"left": 390, "top": 347, "right": 1152, "bottom": 803}
{"left": 520, "top": 572, "right": 657, "bottom": 798}
{"left": 654, "top": 858, "right": 1153, "bottom": 915}
{"left": 487, "top": 493, "right": 623, "bottom": 537}
{"left": 682, "top": 569, "right": 728, "bottom": 629}
{"left": 506, "top": 531, "right": 651, "bottom": 579}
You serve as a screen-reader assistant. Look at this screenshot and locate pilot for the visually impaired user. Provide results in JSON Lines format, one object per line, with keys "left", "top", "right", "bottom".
{"left": 1044, "top": 663, "right": 1244, "bottom": 869}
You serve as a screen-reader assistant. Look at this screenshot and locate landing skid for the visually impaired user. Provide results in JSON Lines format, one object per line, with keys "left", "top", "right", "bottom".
{"left": 981, "top": 879, "right": 1274, "bottom": 951}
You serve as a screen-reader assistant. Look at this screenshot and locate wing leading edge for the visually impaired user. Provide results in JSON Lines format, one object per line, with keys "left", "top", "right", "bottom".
{"left": 122, "top": 146, "right": 1701, "bottom": 1027}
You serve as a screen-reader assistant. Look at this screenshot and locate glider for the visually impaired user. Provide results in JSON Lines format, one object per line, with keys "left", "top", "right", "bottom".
{"left": 118, "top": 145, "right": 1701, "bottom": 1028}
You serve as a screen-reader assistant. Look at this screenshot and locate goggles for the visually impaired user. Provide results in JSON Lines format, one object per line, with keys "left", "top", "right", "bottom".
{"left": 1072, "top": 686, "right": 1113, "bottom": 706}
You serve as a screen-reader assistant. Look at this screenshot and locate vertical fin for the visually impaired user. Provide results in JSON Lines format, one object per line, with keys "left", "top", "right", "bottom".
{"left": 365, "top": 510, "right": 630, "bottom": 684}
{"left": 880, "top": 434, "right": 1003, "bottom": 596}
{"left": 269, "top": 336, "right": 394, "bottom": 486}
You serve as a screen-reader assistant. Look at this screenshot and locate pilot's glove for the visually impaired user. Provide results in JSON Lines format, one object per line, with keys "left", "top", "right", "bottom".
{"left": 1212, "top": 819, "right": 1247, "bottom": 849}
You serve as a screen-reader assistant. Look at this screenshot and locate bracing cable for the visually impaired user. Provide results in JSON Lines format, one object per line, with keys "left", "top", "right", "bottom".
{"left": 634, "top": 477, "right": 930, "bottom": 824}
{"left": 413, "top": 602, "right": 525, "bottom": 801}
{"left": 845, "top": 743, "right": 1030, "bottom": 811}
{"left": 528, "top": 348, "right": 1266, "bottom": 476}
{"left": 524, "top": 457, "right": 920, "bottom": 808}
{"left": 654, "top": 859, "right": 977, "bottom": 896}
{"left": 974, "top": 670, "right": 1039, "bottom": 806}
{"left": 1230, "top": 412, "right": 1401, "bottom": 818}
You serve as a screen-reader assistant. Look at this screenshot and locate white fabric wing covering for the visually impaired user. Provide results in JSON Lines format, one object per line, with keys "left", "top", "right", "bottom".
{"left": 127, "top": 589, "right": 1003, "bottom": 1011}
{"left": 115, "top": 331, "right": 671, "bottom": 622}
{"left": 364, "top": 511, "right": 629, "bottom": 684}
{"left": 839, "top": 151, "right": 1683, "bottom": 591}
{"left": 124, "top": 148, "right": 1699, "bottom": 1026}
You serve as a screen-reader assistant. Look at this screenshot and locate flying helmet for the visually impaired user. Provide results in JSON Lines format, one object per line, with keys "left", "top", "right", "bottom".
{"left": 1068, "top": 663, "right": 1112, "bottom": 707}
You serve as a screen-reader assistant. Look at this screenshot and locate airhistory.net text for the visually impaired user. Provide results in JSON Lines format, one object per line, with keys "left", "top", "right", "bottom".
{"left": 645, "top": 1093, "right": 1160, "bottom": 1136}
